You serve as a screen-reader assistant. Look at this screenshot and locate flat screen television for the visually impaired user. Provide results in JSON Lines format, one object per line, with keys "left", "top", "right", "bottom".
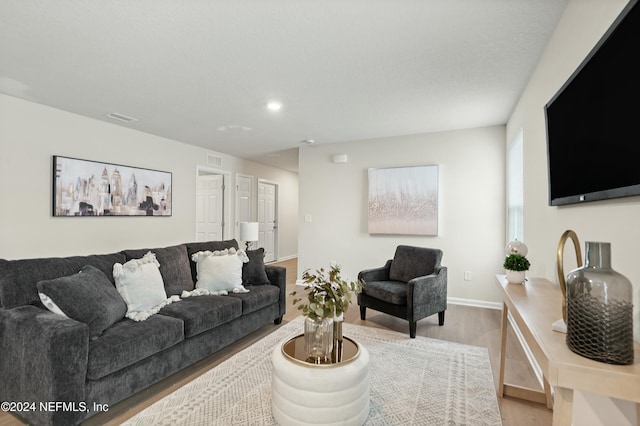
{"left": 545, "top": 0, "right": 640, "bottom": 206}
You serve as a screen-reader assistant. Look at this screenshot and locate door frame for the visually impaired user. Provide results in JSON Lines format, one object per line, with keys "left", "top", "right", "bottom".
{"left": 235, "top": 173, "right": 255, "bottom": 239}
{"left": 258, "top": 178, "right": 278, "bottom": 262}
{"left": 195, "top": 165, "right": 231, "bottom": 241}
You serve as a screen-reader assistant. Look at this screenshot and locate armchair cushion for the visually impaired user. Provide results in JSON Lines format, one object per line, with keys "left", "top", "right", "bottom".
{"left": 362, "top": 281, "right": 407, "bottom": 305}
{"left": 389, "top": 245, "right": 443, "bottom": 282}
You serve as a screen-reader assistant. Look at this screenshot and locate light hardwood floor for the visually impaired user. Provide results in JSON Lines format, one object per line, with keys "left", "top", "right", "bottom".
{"left": 0, "top": 258, "right": 552, "bottom": 426}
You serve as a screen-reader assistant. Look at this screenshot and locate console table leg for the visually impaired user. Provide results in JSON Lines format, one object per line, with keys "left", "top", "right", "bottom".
{"left": 552, "top": 387, "right": 573, "bottom": 426}
{"left": 498, "top": 303, "right": 508, "bottom": 397}
{"left": 544, "top": 378, "right": 553, "bottom": 409}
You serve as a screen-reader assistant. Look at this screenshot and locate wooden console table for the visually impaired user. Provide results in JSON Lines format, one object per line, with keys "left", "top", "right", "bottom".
{"left": 495, "top": 275, "right": 640, "bottom": 425}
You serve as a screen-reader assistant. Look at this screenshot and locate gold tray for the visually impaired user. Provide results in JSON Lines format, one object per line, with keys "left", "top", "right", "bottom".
{"left": 281, "top": 334, "right": 360, "bottom": 368}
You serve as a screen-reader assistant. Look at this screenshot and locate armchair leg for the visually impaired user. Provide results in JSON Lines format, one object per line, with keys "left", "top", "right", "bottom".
{"left": 274, "top": 316, "right": 283, "bottom": 325}
{"left": 438, "top": 311, "right": 445, "bottom": 326}
{"left": 409, "top": 321, "right": 416, "bottom": 338}
{"left": 359, "top": 305, "right": 366, "bottom": 320}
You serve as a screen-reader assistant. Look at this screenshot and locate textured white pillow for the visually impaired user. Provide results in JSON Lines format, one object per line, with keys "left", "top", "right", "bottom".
{"left": 191, "top": 248, "right": 250, "bottom": 294}
{"left": 113, "top": 251, "right": 179, "bottom": 321}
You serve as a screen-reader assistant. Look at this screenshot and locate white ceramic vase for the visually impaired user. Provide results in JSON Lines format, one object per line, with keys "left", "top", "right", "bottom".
{"left": 505, "top": 269, "right": 526, "bottom": 284}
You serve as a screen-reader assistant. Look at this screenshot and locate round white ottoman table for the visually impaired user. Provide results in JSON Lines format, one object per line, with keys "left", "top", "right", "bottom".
{"left": 271, "top": 334, "right": 370, "bottom": 426}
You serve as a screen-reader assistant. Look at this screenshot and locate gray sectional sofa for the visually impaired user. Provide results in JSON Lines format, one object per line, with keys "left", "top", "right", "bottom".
{"left": 0, "top": 239, "right": 286, "bottom": 426}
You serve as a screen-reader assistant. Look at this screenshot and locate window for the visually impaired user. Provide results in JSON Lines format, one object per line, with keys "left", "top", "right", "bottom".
{"left": 507, "top": 131, "right": 524, "bottom": 242}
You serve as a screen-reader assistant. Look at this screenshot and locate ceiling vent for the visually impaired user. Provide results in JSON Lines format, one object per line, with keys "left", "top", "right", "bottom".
{"left": 107, "top": 112, "right": 138, "bottom": 123}
{"left": 207, "top": 154, "right": 223, "bottom": 167}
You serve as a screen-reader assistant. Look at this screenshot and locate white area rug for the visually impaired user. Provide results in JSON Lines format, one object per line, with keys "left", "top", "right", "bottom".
{"left": 123, "top": 317, "right": 502, "bottom": 425}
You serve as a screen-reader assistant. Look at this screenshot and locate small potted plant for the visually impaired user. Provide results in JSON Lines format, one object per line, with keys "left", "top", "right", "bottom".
{"left": 503, "top": 253, "right": 530, "bottom": 284}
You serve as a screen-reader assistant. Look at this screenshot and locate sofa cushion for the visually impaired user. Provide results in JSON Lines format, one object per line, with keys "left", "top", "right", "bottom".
{"left": 242, "top": 248, "right": 270, "bottom": 286}
{"left": 158, "top": 295, "right": 242, "bottom": 338}
{"left": 113, "top": 252, "right": 172, "bottom": 321}
{"left": 185, "top": 239, "right": 239, "bottom": 282}
{"left": 192, "top": 248, "right": 249, "bottom": 294}
{"left": 0, "top": 252, "right": 126, "bottom": 309}
{"left": 227, "top": 284, "right": 280, "bottom": 315}
{"left": 389, "top": 245, "right": 443, "bottom": 283}
{"left": 363, "top": 280, "right": 407, "bottom": 305}
{"left": 87, "top": 314, "right": 184, "bottom": 380}
{"left": 36, "top": 265, "right": 127, "bottom": 339}
{"left": 123, "top": 244, "right": 193, "bottom": 296}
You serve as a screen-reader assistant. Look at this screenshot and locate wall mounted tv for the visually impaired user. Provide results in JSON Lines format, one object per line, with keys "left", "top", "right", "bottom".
{"left": 545, "top": 0, "right": 640, "bottom": 206}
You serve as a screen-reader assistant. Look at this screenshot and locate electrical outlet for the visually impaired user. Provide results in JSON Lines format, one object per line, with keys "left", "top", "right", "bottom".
{"left": 464, "top": 271, "right": 472, "bottom": 281}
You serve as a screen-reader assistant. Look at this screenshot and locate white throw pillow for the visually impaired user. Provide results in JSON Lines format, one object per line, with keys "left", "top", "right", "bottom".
{"left": 113, "top": 251, "right": 179, "bottom": 321}
{"left": 191, "top": 248, "right": 250, "bottom": 295}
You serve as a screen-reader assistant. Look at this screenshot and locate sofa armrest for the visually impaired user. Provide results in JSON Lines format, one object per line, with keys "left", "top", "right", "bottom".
{"left": 358, "top": 260, "right": 392, "bottom": 283}
{"left": 0, "top": 305, "right": 89, "bottom": 425}
{"left": 265, "top": 265, "right": 286, "bottom": 320}
{"left": 406, "top": 266, "right": 448, "bottom": 320}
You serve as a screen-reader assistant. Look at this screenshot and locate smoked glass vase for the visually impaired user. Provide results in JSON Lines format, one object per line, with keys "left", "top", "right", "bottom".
{"left": 566, "top": 242, "right": 634, "bottom": 365}
{"left": 304, "top": 316, "right": 333, "bottom": 364}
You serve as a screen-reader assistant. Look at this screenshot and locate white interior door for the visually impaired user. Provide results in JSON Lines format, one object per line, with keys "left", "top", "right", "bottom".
{"left": 235, "top": 174, "right": 253, "bottom": 238}
{"left": 258, "top": 180, "right": 277, "bottom": 262}
{"left": 196, "top": 173, "right": 224, "bottom": 242}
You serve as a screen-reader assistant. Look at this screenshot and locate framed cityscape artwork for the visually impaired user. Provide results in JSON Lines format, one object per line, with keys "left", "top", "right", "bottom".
{"left": 368, "top": 165, "right": 438, "bottom": 235}
{"left": 52, "top": 156, "right": 172, "bottom": 217}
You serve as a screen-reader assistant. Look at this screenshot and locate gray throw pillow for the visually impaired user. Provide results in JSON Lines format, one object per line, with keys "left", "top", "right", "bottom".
{"left": 37, "top": 265, "right": 127, "bottom": 339}
{"left": 242, "top": 248, "right": 270, "bottom": 286}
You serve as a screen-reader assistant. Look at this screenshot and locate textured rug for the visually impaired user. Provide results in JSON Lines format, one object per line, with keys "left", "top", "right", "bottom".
{"left": 123, "top": 317, "right": 502, "bottom": 425}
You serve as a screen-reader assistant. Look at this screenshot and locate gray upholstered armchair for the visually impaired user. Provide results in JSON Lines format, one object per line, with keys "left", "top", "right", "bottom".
{"left": 357, "top": 245, "right": 447, "bottom": 338}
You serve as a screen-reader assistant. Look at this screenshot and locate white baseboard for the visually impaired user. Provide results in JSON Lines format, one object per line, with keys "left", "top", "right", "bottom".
{"left": 271, "top": 254, "right": 297, "bottom": 262}
{"left": 447, "top": 297, "right": 502, "bottom": 310}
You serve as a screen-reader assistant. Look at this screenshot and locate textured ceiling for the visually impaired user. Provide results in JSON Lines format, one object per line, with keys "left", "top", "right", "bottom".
{"left": 0, "top": 0, "right": 569, "bottom": 172}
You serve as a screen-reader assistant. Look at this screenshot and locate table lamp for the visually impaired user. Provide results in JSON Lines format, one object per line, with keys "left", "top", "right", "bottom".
{"left": 239, "top": 222, "right": 259, "bottom": 250}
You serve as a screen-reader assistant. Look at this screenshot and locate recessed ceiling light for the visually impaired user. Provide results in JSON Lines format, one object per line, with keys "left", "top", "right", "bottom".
{"left": 267, "top": 101, "right": 283, "bottom": 111}
{"left": 302, "top": 139, "right": 315, "bottom": 144}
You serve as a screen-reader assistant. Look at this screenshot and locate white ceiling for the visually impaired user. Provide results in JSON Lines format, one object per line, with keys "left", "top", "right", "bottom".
{"left": 0, "top": 0, "right": 569, "bottom": 173}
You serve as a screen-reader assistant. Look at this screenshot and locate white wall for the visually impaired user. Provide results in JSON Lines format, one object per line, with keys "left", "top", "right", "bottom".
{"left": 298, "top": 126, "right": 506, "bottom": 305}
{"left": 0, "top": 93, "right": 298, "bottom": 260}
{"left": 508, "top": 1, "right": 638, "bottom": 422}
{"left": 507, "top": 0, "right": 639, "bottom": 342}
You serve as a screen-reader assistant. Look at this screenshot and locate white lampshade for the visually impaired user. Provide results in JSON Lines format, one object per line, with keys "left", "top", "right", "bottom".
{"left": 239, "top": 222, "right": 259, "bottom": 242}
